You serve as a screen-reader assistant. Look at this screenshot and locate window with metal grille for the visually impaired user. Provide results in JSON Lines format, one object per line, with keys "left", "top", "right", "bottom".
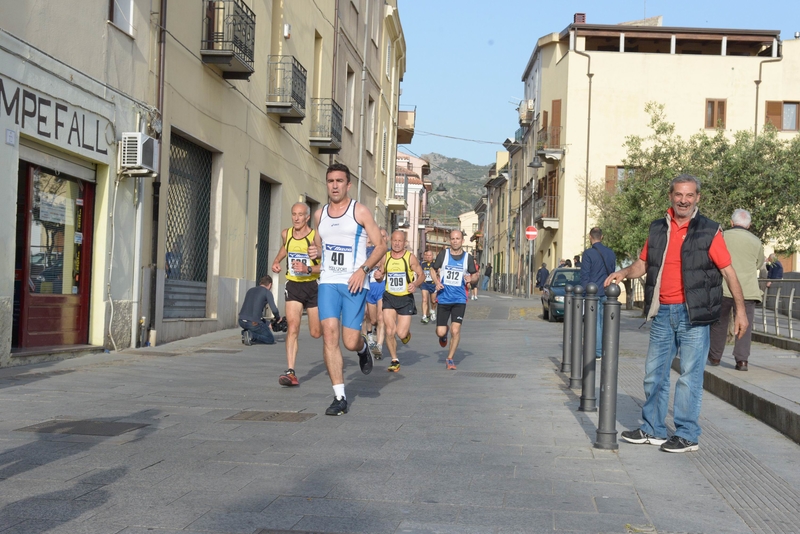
{"left": 163, "top": 133, "right": 212, "bottom": 319}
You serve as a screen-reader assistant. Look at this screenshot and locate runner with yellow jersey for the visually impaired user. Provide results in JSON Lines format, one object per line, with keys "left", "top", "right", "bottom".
{"left": 271, "top": 202, "right": 322, "bottom": 387}
{"left": 374, "top": 230, "right": 424, "bottom": 372}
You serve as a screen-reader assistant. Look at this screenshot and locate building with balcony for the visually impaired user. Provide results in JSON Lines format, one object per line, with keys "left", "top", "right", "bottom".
{"left": 520, "top": 13, "right": 800, "bottom": 271}
{"left": 0, "top": 0, "right": 409, "bottom": 365}
{"left": 393, "top": 152, "right": 430, "bottom": 255}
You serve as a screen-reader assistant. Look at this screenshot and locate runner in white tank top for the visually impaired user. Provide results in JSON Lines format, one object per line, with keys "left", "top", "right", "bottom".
{"left": 318, "top": 199, "right": 369, "bottom": 288}
{"left": 308, "top": 163, "right": 387, "bottom": 416}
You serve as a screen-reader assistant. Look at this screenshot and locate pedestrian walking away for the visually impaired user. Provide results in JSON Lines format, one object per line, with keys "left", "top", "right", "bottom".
{"left": 363, "top": 228, "right": 389, "bottom": 358}
{"left": 481, "top": 263, "right": 492, "bottom": 291}
{"left": 374, "top": 231, "right": 425, "bottom": 372}
{"left": 429, "top": 230, "right": 479, "bottom": 370}
{"left": 270, "top": 202, "right": 322, "bottom": 387}
{"left": 766, "top": 252, "right": 783, "bottom": 288}
{"left": 579, "top": 227, "right": 616, "bottom": 359}
{"left": 707, "top": 209, "right": 764, "bottom": 372}
{"left": 419, "top": 250, "right": 437, "bottom": 324}
{"left": 469, "top": 257, "right": 480, "bottom": 300}
{"left": 238, "top": 275, "right": 281, "bottom": 346}
{"left": 308, "top": 163, "right": 387, "bottom": 416}
{"left": 605, "top": 174, "right": 748, "bottom": 453}
{"left": 536, "top": 262, "right": 549, "bottom": 292}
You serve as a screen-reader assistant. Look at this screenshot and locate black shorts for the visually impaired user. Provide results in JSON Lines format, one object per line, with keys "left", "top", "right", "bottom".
{"left": 436, "top": 303, "right": 466, "bottom": 326}
{"left": 382, "top": 292, "right": 417, "bottom": 316}
{"left": 285, "top": 280, "right": 318, "bottom": 308}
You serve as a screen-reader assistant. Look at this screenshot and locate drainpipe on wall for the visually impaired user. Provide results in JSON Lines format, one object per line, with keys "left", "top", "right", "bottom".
{"left": 573, "top": 47, "right": 593, "bottom": 250}
{"left": 754, "top": 47, "right": 783, "bottom": 138}
{"left": 355, "top": 0, "right": 370, "bottom": 203}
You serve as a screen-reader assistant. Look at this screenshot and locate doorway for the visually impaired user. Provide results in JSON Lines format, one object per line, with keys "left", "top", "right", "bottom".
{"left": 13, "top": 162, "right": 94, "bottom": 348}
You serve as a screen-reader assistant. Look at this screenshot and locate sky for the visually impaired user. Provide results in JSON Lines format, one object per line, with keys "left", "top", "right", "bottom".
{"left": 397, "top": 0, "right": 800, "bottom": 166}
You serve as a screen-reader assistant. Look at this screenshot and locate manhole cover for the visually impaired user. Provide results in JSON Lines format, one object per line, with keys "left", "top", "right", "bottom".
{"left": 196, "top": 348, "right": 242, "bottom": 354}
{"left": 455, "top": 372, "right": 516, "bottom": 379}
{"left": 226, "top": 411, "right": 316, "bottom": 422}
{"left": 15, "top": 420, "right": 148, "bottom": 436}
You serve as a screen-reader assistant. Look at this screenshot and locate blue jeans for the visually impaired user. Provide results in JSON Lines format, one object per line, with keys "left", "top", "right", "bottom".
{"left": 481, "top": 275, "right": 490, "bottom": 291}
{"left": 239, "top": 319, "right": 275, "bottom": 344}
{"left": 640, "top": 304, "right": 709, "bottom": 443}
{"left": 596, "top": 295, "right": 607, "bottom": 358}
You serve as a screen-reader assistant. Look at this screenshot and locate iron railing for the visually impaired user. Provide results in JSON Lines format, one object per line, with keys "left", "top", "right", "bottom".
{"left": 267, "top": 55, "right": 307, "bottom": 112}
{"left": 309, "top": 98, "right": 343, "bottom": 143}
{"left": 534, "top": 195, "right": 559, "bottom": 220}
{"left": 201, "top": 0, "right": 256, "bottom": 70}
{"left": 536, "top": 125, "right": 563, "bottom": 150}
{"left": 754, "top": 279, "right": 800, "bottom": 339}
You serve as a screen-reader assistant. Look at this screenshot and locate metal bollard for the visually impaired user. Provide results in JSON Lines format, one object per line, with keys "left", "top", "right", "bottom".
{"left": 595, "top": 283, "right": 621, "bottom": 450}
{"left": 561, "top": 285, "right": 574, "bottom": 373}
{"left": 579, "top": 283, "right": 598, "bottom": 412}
{"left": 569, "top": 285, "right": 584, "bottom": 388}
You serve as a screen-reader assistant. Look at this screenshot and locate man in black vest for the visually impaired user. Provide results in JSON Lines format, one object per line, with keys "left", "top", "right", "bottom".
{"left": 604, "top": 175, "right": 747, "bottom": 453}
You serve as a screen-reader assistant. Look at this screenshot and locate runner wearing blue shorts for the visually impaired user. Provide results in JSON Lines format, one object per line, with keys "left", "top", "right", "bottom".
{"left": 363, "top": 229, "right": 389, "bottom": 358}
{"left": 419, "top": 249, "right": 437, "bottom": 324}
{"left": 309, "top": 163, "right": 387, "bottom": 416}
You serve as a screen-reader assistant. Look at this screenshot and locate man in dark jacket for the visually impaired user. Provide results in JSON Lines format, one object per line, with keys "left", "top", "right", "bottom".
{"left": 605, "top": 175, "right": 747, "bottom": 453}
{"left": 535, "top": 263, "right": 549, "bottom": 291}
{"left": 239, "top": 275, "right": 280, "bottom": 345}
{"left": 580, "top": 228, "right": 616, "bottom": 358}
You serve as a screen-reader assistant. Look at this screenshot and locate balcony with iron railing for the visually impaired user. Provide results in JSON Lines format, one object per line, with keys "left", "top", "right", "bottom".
{"left": 200, "top": 0, "right": 256, "bottom": 80}
{"left": 266, "top": 55, "right": 307, "bottom": 123}
{"left": 309, "top": 99, "right": 342, "bottom": 154}
{"left": 514, "top": 126, "right": 526, "bottom": 145}
{"left": 534, "top": 195, "right": 559, "bottom": 229}
{"left": 536, "top": 126, "right": 564, "bottom": 152}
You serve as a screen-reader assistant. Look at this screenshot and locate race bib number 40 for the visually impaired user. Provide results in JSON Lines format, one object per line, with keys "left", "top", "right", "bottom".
{"left": 324, "top": 244, "right": 354, "bottom": 273}
{"left": 288, "top": 252, "right": 310, "bottom": 276}
{"left": 443, "top": 267, "right": 463, "bottom": 286}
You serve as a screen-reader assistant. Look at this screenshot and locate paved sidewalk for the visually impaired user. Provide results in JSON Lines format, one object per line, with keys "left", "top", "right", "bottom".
{"left": 0, "top": 293, "right": 797, "bottom": 533}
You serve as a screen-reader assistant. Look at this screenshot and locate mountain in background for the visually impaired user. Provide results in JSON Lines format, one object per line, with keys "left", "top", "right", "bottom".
{"left": 423, "top": 153, "right": 491, "bottom": 225}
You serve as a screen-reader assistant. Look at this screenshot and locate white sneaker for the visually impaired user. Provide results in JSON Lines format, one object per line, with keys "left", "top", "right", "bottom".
{"left": 430, "top": 312, "right": 436, "bottom": 321}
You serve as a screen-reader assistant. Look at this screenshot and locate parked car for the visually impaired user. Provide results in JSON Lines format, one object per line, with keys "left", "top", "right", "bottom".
{"left": 542, "top": 268, "right": 581, "bottom": 322}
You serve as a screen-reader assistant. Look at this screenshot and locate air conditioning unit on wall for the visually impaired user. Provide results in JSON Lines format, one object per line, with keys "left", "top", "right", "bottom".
{"left": 120, "top": 132, "right": 158, "bottom": 173}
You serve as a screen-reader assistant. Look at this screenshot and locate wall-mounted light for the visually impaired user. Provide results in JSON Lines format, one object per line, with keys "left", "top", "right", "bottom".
{"left": 528, "top": 156, "right": 543, "bottom": 168}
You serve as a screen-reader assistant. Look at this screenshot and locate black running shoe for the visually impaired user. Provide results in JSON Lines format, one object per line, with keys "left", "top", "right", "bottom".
{"left": 660, "top": 435, "right": 699, "bottom": 453}
{"left": 620, "top": 428, "right": 666, "bottom": 446}
{"left": 325, "top": 396, "right": 348, "bottom": 416}
{"left": 358, "top": 335, "right": 373, "bottom": 374}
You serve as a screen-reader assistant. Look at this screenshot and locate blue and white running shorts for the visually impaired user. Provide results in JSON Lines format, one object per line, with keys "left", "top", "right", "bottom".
{"left": 366, "top": 280, "right": 384, "bottom": 305}
{"left": 318, "top": 284, "right": 368, "bottom": 331}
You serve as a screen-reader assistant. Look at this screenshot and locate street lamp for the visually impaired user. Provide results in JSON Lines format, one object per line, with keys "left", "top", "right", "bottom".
{"left": 435, "top": 182, "right": 447, "bottom": 192}
{"left": 528, "top": 156, "right": 543, "bottom": 168}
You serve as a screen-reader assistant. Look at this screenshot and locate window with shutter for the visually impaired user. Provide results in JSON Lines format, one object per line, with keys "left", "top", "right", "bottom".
{"left": 765, "top": 101, "right": 782, "bottom": 129}
{"left": 605, "top": 166, "right": 617, "bottom": 193}
{"left": 705, "top": 99, "right": 726, "bottom": 129}
{"left": 782, "top": 103, "right": 798, "bottom": 131}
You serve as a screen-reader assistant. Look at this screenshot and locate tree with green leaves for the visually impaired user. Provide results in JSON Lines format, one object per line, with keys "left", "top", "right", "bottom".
{"left": 590, "top": 102, "right": 800, "bottom": 265}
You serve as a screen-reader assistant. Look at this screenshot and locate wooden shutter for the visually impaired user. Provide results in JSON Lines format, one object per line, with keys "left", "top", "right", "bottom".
{"left": 766, "top": 101, "right": 782, "bottom": 129}
{"left": 717, "top": 101, "right": 726, "bottom": 129}
{"left": 541, "top": 110, "right": 548, "bottom": 130}
{"left": 605, "top": 166, "right": 617, "bottom": 193}
{"left": 551, "top": 100, "right": 561, "bottom": 145}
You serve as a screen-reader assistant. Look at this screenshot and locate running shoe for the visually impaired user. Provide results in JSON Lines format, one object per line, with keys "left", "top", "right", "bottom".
{"left": 387, "top": 360, "right": 401, "bottom": 372}
{"left": 438, "top": 326, "right": 449, "bottom": 348}
{"left": 446, "top": 358, "right": 457, "bottom": 370}
{"left": 620, "top": 428, "right": 667, "bottom": 446}
{"left": 278, "top": 369, "right": 299, "bottom": 387}
{"left": 367, "top": 331, "right": 376, "bottom": 346}
{"left": 400, "top": 332, "right": 412, "bottom": 344}
{"left": 659, "top": 435, "right": 699, "bottom": 453}
{"left": 358, "top": 335, "right": 373, "bottom": 374}
{"left": 420, "top": 316, "right": 429, "bottom": 324}
{"left": 325, "top": 396, "right": 348, "bottom": 416}
{"left": 372, "top": 343, "right": 383, "bottom": 360}
{"left": 430, "top": 312, "right": 436, "bottom": 321}
{"left": 242, "top": 330, "right": 252, "bottom": 346}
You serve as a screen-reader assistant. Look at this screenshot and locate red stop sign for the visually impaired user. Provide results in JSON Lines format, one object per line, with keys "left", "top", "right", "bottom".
{"left": 525, "top": 226, "right": 538, "bottom": 241}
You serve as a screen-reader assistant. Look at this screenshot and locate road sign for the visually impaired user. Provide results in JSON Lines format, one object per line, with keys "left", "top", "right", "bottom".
{"left": 525, "top": 226, "right": 538, "bottom": 241}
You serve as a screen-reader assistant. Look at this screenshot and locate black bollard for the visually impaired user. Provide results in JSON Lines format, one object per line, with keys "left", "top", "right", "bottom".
{"left": 595, "top": 283, "right": 622, "bottom": 450}
{"left": 569, "top": 285, "right": 584, "bottom": 388}
{"left": 579, "top": 283, "right": 598, "bottom": 412}
{"left": 561, "top": 285, "right": 574, "bottom": 373}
